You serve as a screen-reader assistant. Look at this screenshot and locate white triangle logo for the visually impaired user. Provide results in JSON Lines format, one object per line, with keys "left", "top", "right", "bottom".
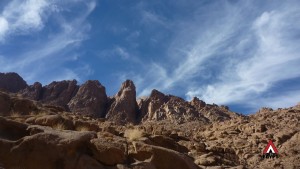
{"left": 266, "top": 145, "right": 275, "bottom": 153}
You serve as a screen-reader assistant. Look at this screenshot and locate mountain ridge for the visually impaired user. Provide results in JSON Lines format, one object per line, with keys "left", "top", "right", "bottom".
{"left": 0, "top": 72, "right": 241, "bottom": 124}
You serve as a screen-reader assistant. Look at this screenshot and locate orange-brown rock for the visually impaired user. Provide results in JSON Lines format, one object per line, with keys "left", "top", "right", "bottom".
{"left": 0, "top": 125, "right": 97, "bottom": 169}
{"left": 129, "top": 142, "right": 200, "bottom": 169}
{"left": 106, "top": 80, "right": 138, "bottom": 124}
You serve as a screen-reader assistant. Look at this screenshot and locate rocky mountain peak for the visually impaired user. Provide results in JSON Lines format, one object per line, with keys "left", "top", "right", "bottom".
{"left": 190, "top": 97, "right": 206, "bottom": 108}
{"left": 116, "top": 79, "right": 136, "bottom": 97}
{"left": 0, "top": 72, "right": 28, "bottom": 93}
{"left": 106, "top": 80, "right": 138, "bottom": 124}
{"left": 68, "top": 80, "right": 107, "bottom": 117}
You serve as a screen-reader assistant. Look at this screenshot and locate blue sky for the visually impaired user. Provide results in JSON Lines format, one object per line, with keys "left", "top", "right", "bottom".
{"left": 0, "top": 0, "right": 300, "bottom": 114}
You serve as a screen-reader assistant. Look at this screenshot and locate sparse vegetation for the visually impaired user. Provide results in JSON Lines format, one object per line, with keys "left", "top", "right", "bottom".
{"left": 29, "top": 111, "right": 37, "bottom": 116}
{"left": 75, "top": 126, "right": 90, "bottom": 131}
{"left": 53, "top": 123, "right": 66, "bottom": 130}
{"left": 10, "top": 112, "right": 21, "bottom": 117}
{"left": 124, "top": 128, "right": 144, "bottom": 142}
{"left": 36, "top": 111, "right": 48, "bottom": 116}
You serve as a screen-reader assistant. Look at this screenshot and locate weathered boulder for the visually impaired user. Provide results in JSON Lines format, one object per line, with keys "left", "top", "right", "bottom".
{"left": 89, "top": 137, "right": 126, "bottom": 165}
{"left": 10, "top": 98, "right": 38, "bottom": 115}
{"left": 0, "top": 126, "right": 97, "bottom": 169}
{"left": 129, "top": 142, "right": 200, "bottom": 169}
{"left": 0, "top": 92, "right": 11, "bottom": 115}
{"left": 0, "top": 91, "right": 38, "bottom": 116}
{"left": 68, "top": 80, "right": 108, "bottom": 117}
{"left": 0, "top": 117, "right": 29, "bottom": 141}
{"left": 26, "top": 114, "right": 74, "bottom": 130}
{"left": 145, "top": 135, "right": 189, "bottom": 153}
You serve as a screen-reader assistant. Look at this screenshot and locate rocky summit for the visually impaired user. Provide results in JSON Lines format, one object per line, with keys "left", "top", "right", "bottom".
{"left": 0, "top": 72, "right": 299, "bottom": 169}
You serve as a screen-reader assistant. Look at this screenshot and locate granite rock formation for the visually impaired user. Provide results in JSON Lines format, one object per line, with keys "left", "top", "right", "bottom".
{"left": 106, "top": 80, "right": 139, "bottom": 124}
{"left": 68, "top": 80, "right": 108, "bottom": 117}
{"left": 0, "top": 72, "right": 27, "bottom": 93}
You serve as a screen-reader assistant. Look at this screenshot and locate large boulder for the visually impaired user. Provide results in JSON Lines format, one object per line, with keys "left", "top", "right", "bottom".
{"left": 0, "top": 72, "right": 28, "bottom": 93}
{"left": 106, "top": 80, "right": 138, "bottom": 124}
{"left": 0, "top": 91, "right": 38, "bottom": 116}
{"left": 146, "top": 135, "right": 189, "bottom": 153}
{"left": 26, "top": 114, "right": 74, "bottom": 130}
{"left": 68, "top": 80, "right": 108, "bottom": 117}
{"left": 89, "top": 137, "right": 126, "bottom": 165}
{"left": 129, "top": 142, "right": 200, "bottom": 169}
{"left": 0, "top": 92, "right": 11, "bottom": 115}
{"left": 0, "top": 125, "right": 97, "bottom": 169}
{"left": 0, "top": 117, "right": 29, "bottom": 141}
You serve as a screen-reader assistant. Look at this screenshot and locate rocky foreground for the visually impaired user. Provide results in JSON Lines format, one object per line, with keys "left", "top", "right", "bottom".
{"left": 0, "top": 72, "right": 299, "bottom": 169}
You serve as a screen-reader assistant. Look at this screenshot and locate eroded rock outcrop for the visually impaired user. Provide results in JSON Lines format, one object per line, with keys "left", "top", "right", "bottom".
{"left": 139, "top": 90, "right": 208, "bottom": 124}
{"left": 20, "top": 82, "right": 43, "bottom": 100}
{"left": 0, "top": 91, "right": 38, "bottom": 116}
{"left": 106, "top": 80, "right": 138, "bottom": 124}
{"left": 40, "top": 80, "right": 79, "bottom": 109}
{"left": 68, "top": 80, "right": 108, "bottom": 117}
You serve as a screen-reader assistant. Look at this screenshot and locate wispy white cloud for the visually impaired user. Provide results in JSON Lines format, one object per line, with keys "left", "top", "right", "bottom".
{"left": 98, "top": 46, "right": 130, "bottom": 60}
{"left": 0, "top": 0, "right": 96, "bottom": 84}
{"left": 0, "top": 16, "right": 9, "bottom": 41}
{"left": 0, "top": 0, "right": 50, "bottom": 41}
{"left": 127, "top": 1, "right": 300, "bottom": 112}
{"left": 189, "top": 4, "right": 300, "bottom": 103}
{"left": 141, "top": 11, "right": 169, "bottom": 29}
{"left": 135, "top": 1, "right": 242, "bottom": 96}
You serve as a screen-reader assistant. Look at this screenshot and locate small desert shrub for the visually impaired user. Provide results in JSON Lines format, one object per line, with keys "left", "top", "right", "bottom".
{"left": 11, "top": 112, "right": 21, "bottom": 117}
{"left": 36, "top": 111, "right": 48, "bottom": 116}
{"left": 53, "top": 123, "right": 66, "bottom": 130}
{"left": 29, "top": 111, "right": 36, "bottom": 116}
{"left": 14, "top": 118, "right": 23, "bottom": 122}
{"left": 75, "top": 126, "right": 90, "bottom": 131}
{"left": 124, "top": 128, "right": 144, "bottom": 142}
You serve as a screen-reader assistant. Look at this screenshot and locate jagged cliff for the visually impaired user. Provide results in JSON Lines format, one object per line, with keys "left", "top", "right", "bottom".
{"left": 0, "top": 72, "right": 240, "bottom": 125}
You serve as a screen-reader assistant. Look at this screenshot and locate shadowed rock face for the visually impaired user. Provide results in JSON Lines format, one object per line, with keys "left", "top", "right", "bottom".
{"left": 68, "top": 80, "right": 108, "bottom": 117}
{"left": 0, "top": 72, "right": 27, "bottom": 93}
{"left": 106, "top": 80, "right": 138, "bottom": 124}
{"left": 20, "top": 80, "right": 79, "bottom": 110}
{"left": 20, "top": 82, "right": 43, "bottom": 100}
{"left": 40, "top": 80, "right": 79, "bottom": 109}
